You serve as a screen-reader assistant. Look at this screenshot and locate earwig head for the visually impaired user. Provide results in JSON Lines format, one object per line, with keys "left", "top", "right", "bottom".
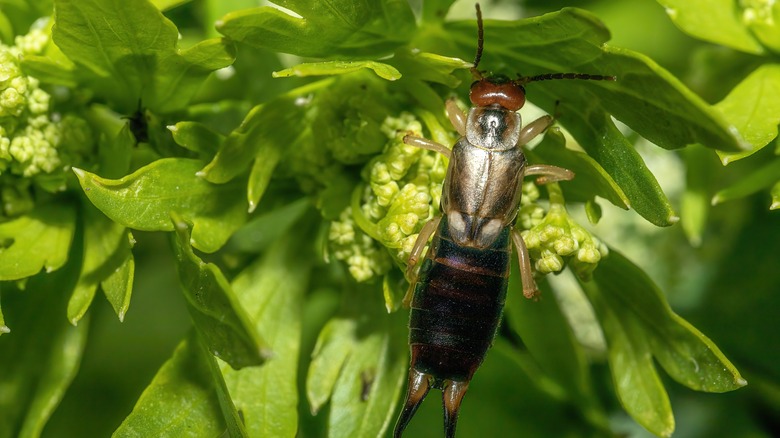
{"left": 469, "top": 75, "right": 526, "bottom": 111}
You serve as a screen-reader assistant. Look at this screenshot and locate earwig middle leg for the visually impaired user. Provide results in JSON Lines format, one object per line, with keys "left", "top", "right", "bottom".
{"left": 445, "top": 99, "right": 467, "bottom": 136}
{"left": 517, "top": 115, "right": 554, "bottom": 146}
{"left": 403, "top": 135, "right": 452, "bottom": 159}
{"left": 511, "top": 230, "right": 540, "bottom": 299}
{"left": 403, "top": 216, "right": 442, "bottom": 307}
{"left": 525, "top": 164, "right": 575, "bottom": 185}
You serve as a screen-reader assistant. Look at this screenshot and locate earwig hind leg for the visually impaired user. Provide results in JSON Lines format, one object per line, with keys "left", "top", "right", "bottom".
{"left": 404, "top": 135, "right": 452, "bottom": 159}
{"left": 511, "top": 230, "right": 541, "bottom": 300}
{"left": 517, "top": 114, "right": 554, "bottom": 146}
{"left": 443, "top": 380, "right": 469, "bottom": 438}
{"left": 394, "top": 369, "right": 433, "bottom": 438}
{"left": 403, "top": 216, "right": 442, "bottom": 307}
{"left": 525, "top": 164, "right": 575, "bottom": 185}
{"left": 445, "top": 99, "right": 467, "bottom": 136}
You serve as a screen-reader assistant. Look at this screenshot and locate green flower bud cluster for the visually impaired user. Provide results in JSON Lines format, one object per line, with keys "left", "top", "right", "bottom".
{"left": 328, "top": 112, "right": 450, "bottom": 282}
{"left": 0, "top": 26, "right": 94, "bottom": 215}
{"left": 329, "top": 206, "right": 393, "bottom": 282}
{"left": 519, "top": 184, "right": 608, "bottom": 280}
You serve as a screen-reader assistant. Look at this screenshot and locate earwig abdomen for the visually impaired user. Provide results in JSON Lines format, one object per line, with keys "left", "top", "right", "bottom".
{"left": 396, "top": 215, "right": 511, "bottom": 435}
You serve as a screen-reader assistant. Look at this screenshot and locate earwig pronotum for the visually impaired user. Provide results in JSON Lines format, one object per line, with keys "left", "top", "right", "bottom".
{"left": 394, "top": 5, "right": 615, "bottom": 437}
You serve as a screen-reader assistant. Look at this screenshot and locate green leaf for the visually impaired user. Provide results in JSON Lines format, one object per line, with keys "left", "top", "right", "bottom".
{"left": 216, "top": 0, "right": 415, "bottom": 58}
{"left": 561, "top": 107, "right": 677, "bottom": 226}
{"left": 273, "top": 60, "right": 401, "bottom": 81}
{"left": 308, "top": 289, "right": 407, "bottom": 437}
{"left": 391, "top": 50, "right": 471, "bottom": 88}
{"left": 114, "top": 333, "right": 227, "bottom": 437}
{"left": 220, "top": 220, "right": 314, "bottom": 437}
{"left": 20, "top": 55, "right": 77, "bottom": 87}
{"left": 169, "top": 121, "right": 223, "bottom": 158}
{"left": 225, "top": 198, "right": 310, "bottom": 253}
{"left": 0, "top": 295, "right": 7, "bottom": 335}
{"left": 172, "top": 218, "right": 268, "bottom": 369}
{"left": 579, "top": 250, "right": 746, "bottom": 435}
{"left": 712, "top": 158, "right": 780, "bottom": 205}
{"left": 150, "top": 0, "right": 190, "bottom": 11}
{"left": 716, "top": 64, "right": 780, "bottom": 164}
{"left": 443, "top": 9, "right": 746, "bottom": 152}
{"left": 0, "top": 200, "right": 76, "bottom": 281}
{"left": 67, "top": 202, "right": 134, "bottom": 325}
{"left": 100, "top": 244, "right": 135, "bottom": 322}
{"left": 0, "top": 263, "right": 88, "bottom": 438}
{"left": 530, "top": 129, "right": 629, "bottom": 209}
{"left": 506, "top": 276, "right": 604, "bottom": 426}
{"left": 656, "top": 0, "right": 765, "bottom": 54}
{"left": 742, "top": 0, "right": 780, "bottom": 53}
{"left": 52, "top": 0, "right": 235, "bottom": 113}
{"left": 680, "top": 145, "right": 716, "bottom": 246}
{"left": 771, "top": 180, "right": 780, "bottom": 210}
{"left": 198, "top": 338, "right": 249, "bottom": 438}
{"left": 73, "top": 158, "right": 247, "bottom": 253}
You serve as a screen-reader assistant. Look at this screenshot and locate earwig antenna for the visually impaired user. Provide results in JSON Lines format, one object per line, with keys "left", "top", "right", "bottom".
{"left": 517, "top": 72, "right": 617, "bottom": 85}
{"left": 471, "top": 3, "right": 484, "bottom": 78}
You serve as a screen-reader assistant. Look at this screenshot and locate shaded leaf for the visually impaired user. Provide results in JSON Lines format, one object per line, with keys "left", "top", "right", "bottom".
{"left": 53, "top": 0, "right": 235, "bottom": 113}
{"left": 0, "top": 263, "right": 88, "bottom": 438}
{"left": 273, "top": 60, "right": 401, "bottom": 81}
{"left": 198, "top": 338, "right": 249, "bottom": 438}
{"left": 771, "top": 180, "right": 780, "bottom": 210}
{"left": 114, "top": 333, "right": 226, "bottom": 437}
{"left": 172, "top": 219, "right": 267, "bottom": 369}
{"left": 74, "top": 158, "right": 247, "bottom": 253}
{"left": 19, "top": 55, "right": 77, "bottom": 87}
{"left": 391, "top": 50, "right": 471, "bottom": 88}
{"left": 712, "top": 158, "right": 780, "bottom": 205}
{"left": 169, "top": 121, "right": 223, "bottom": 158}
{"left": 0, "top": 200, "right": 76, "bottom": 281}
{"left": 680, "top": 145, "right": 716, "bottom": 246}
{"left": 307, "top": 318, "right": 356, "bottom": 413}
{"left": 716, "top": 64, "right": 780, "bottom": 163}
{"left": 216, "top": 0, "right": 415, "bottom": 58}
{"left": 220, "top": 219, "right": 314, "bottom": 437}
{"left": 67, "top": 202, "right": 134, "bottom": 325}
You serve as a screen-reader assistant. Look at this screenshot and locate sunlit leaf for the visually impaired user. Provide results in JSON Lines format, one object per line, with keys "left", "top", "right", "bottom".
{"left": 712, "top": 158, "right": 780, "bottom": 205}
{"left": 273, "top": 60, "right": 401, "bottom": 81}
{"left": 0, "top": 201, "right": 76, "bottom": 281}
{"left": 74, "top": 158, "right": 247, "bottom": 253}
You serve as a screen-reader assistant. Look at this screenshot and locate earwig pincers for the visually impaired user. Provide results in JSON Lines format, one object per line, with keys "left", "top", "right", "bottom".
{"left": 394, "top": 4, "right": 615, "bottom": 437}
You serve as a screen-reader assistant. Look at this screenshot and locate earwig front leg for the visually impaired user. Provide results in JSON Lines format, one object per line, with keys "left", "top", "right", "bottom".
{"left": 445, "top": 99, "right": 467, "bottom": 136}
{"left": 403, "top": 135, "right": 452, "bottom": 159}
{"left": 525, "top": 164, "right": 575, "bottom": 185}
{"left": 517, "top": 115, "right": 553, "bottom": 146}
{"left": 403, "top": 216, "right": 442, "bottom": 307}
{"left": 511, "top": 230, "right": 540, "bottom": 299}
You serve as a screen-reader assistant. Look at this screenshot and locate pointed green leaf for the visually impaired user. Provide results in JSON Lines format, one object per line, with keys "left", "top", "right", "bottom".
{"left": 73, "top": 158, "right": 247, "bottom": 253}
{"left": 220, "top": 221, "right": 314, "bottom": 437}
{"left": 53, "top": 0, "right": 235, "bottom": 113}
{"left": 216, "top": 0, "right": 415, "bottom": 58}
{"left": 198, "top": 338, "right": 249, "bottom": 438}
{"left": 712, "top": 158, "right": 780, "bottom": 205}
{"left": 0, "top": 200, "right": 76, "bottom": 281}
{"left": 716, "top": 64, "right": 780, "bottom": 164}
{"left": 579, "top": 250, "right": 745, "bottom": 435}
{"left": 169, "top": 121, "right": 223, "bottom": 158}
{"left": 67, "top": 203, "right": 135, "bottom": 325}
{"left": 0, "top": 264, "right": 88, "bottom": 438}
{"left": 199, "top": 96, "right": 306, "bottom": 185}
{"left": 391, "top": 50, "right": 472, "bottom": 88}
{"left": 680, "top": 145, "right": 716, "bottom": 246}
{"left": 771, "top": 180, "right": 780, "bottom": 210}
{"left": 114, "top": 333, "right": 226, "bottom": 437}
{"left": 172, "top": 219, "right": 267, "bottom": 369}
{"left": 656, "top": 0, "right": 765, "bottom": 54}
{"left": 100, "top": 245, "right": 134, "bottom": 322}
{"left": 273, "top": 60, "right": 401, "bottom": 81}
{"left": 0, "top": 295, "right": 7, "bottom": 335}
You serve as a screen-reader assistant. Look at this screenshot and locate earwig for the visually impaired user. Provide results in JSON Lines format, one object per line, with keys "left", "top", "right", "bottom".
{"left": 394, "top": 4, "right": 615, "bottom": 437}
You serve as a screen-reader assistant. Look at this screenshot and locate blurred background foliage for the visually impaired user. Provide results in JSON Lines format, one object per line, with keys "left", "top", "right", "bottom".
{"left": 0, "top": 0, "right": 777, "bottom": 437}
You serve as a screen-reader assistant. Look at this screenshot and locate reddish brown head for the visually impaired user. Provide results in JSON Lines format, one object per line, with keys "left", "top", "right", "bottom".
{"left": 469, "top": 75, "right": 526, "bottom": 111}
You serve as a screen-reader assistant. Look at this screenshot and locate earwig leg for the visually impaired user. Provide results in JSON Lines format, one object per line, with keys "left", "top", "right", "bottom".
{"left": 525, "top": 164, "right": 575, "bottom": 185}
{"left": 403, "top": 216, "right": 441, "bottom": 307}
{"left": 445, "top": 99, "right": 467, "bottom": 136}
{"left": 517, "top": 115, "right": 553, "bottom": 146}
{"left": 404, "top": 135, "right": 452, "bottom": 159}
{"left": 442, "top": 380, "right": 469, "bottom": 438}
{"left": 511, "top": 230, "right": 540, "bottom": 299}
{"left": 394, "top": 369, "right": 432, "bottom": 438}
